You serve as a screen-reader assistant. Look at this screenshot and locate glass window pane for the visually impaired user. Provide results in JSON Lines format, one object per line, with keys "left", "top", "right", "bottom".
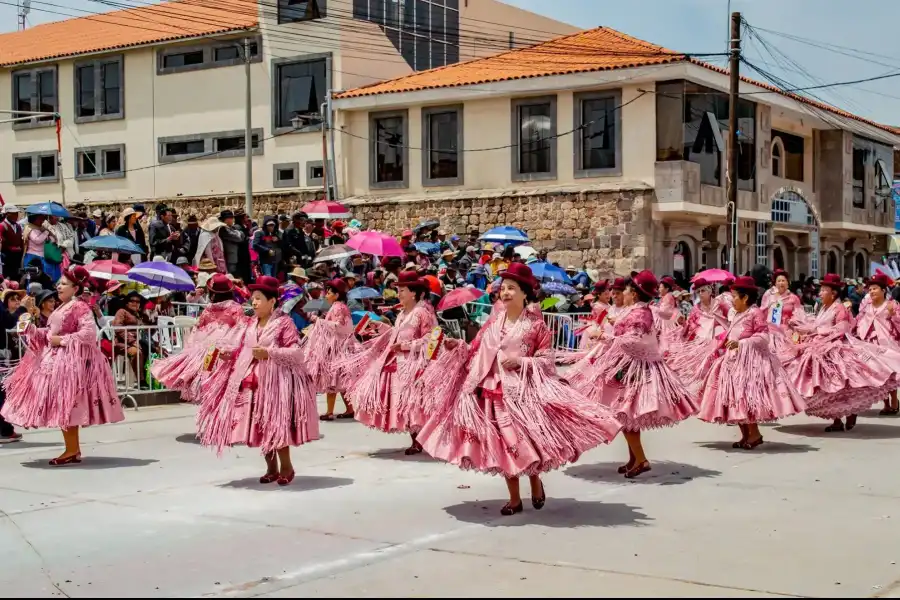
{"left": 428, "top": 110, "right": 458, "bottom": 179}
{"left": 15, "top": 157, "right": 33, "bottom": 180}
{"left": 518, "top": 103, "right": 552, "bottom": 174}
{"left": 352, "top": 0, "right": 367, "bottom": 19}
{"left": 415, "top": 35, "right": 430, "bottom": 71}
{"left": 39, "top": 155, "right": 56, "bottom": 178}
{"left": 429, "top": 3, "right": 443, "bottom": 39}
{"left": 374, "top": 116, "right": 404, "bottom": 183}
{"left": 102, "top": 62, "right": 121, "bottom": 115}
{"left": 277, "top": 59, "right": 326, "bottom": 127}
{"left": 581, "top": 97, "right": 615, "bottom": 170}
{"left": 104, "top": 150, "right": 122, "bottom": 173}
{"left": 38, "top": 71, "right": 56, "bottom": 116}
{"left": 430, "top": 40, "right": 446, "bottom": 68}
{"left": 77, "top": 66, "right": 95, "bottom": 118}
{"left": 215, "top": 46, "right": 240, "bottom": 62}
{"left": 14, "top": 74, "right": 31, "bottom": 113}
{"left": 400, "top": 30, "right": 415, "bottom": 69}
{"left": 655, "top": 81, "right": 683, "bottom": 161}
{"left": 80, "top": 151, "right": 97, "bottom": 176}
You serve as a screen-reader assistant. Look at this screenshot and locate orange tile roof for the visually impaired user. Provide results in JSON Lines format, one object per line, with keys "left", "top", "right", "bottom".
{"left": 336, "top": 26, "right": 898, "bottom": 136}
{"left": 0, "top": 0, "right": 258, "bottom": 67}
{"left": 337, "top": 27, "right": 684, "bottom": 99}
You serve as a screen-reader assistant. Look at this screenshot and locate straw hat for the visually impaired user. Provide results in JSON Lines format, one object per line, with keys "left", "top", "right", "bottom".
{"left": 201, "top": 217, "right": 226, "bottom": 232}
{"left": 197, "top": 259, "right": 218, "bottom": 272}
{"left": 120, "top": 207, "right": 136, "bottom": 220}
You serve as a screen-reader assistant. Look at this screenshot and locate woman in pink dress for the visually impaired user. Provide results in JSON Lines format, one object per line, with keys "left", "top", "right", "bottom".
{"left": 305, "top": 278, "right": 358, "bottom": 421}
{"left": 715, "top": 278, "right": 735, "bottom": 320}
{"left": 855, "top": 273, "right": 900, "bottom": 415}
{"left": 417, "top": 263, "right": 622, "bottom": 515}
{"left": 761, "top": 269, "right": 805, "bottom": 360}
{"left": 1, "top": 266, "right": 123, "bottom": 466}
{"left": 579, "top": 280, "right": 612, "bottom": 351}
{"left": 345, "top": 271, "right": 437, "bottom": 455}
{"left": 567, "top": 270, "right": 698, "bottom": 479}
{"left": 151, "top": 274, "right": 246, "bottom": 402}
{"left": 653, "top": 275, "right": 684, "bottom": 350}
{"left": 665, "top": 277, "right": 729, "bottom": 392}
{"left": 698, "top": 276, "right": 805, "bottom": 448}
{"left": 786, "top": 274, "right": 900, "bottom": 431}
{"left": 197, "top": 276, "right": 318, "bottom": 486}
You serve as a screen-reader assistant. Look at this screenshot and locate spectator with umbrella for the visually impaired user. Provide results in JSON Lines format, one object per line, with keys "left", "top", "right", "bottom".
{"left": 23, "top": 213, "right": 60, "bottom": 282}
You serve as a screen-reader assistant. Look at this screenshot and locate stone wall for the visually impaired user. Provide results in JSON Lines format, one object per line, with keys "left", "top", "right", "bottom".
{"left": 83, "top": 190, "right": 325, "bottom": 224}
{"left": 346, "top": 186, "right": 655, "bottom": 277}
{"left": 81, "top": 186, "right": 654, "bottom": 277}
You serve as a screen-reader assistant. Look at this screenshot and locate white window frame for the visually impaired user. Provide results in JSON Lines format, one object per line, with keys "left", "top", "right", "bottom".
{"left": 74, "top": 144, "right": 126, "bottom": 180}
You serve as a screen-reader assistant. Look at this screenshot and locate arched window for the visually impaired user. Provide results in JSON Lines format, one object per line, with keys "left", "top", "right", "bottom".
{"left": 771, "top": 138, "right": 784, "bottom": 178}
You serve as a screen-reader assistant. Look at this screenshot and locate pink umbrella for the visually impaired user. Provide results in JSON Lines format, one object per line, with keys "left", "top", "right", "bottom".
{"left": 301, "top": 200, "right": 351, "bottom": 220}
{"left": 346, "top": 231, "right": 404, "bottom": 257}
{"left": 86, "top": 259, "right": 130, "bottom": 281}
{"left": 691, "top": 268, "right": 733, "bottom": 283}
{"left": 437, "top": 287, "right": 485, "bottom": 311}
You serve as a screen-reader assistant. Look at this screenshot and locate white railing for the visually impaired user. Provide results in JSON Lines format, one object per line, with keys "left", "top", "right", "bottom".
{"left": 171, "top": 301, "right": 207, "bottom": 318}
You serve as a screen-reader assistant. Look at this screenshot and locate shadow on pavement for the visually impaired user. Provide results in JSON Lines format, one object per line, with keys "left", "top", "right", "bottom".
{"left": 20, "top": 457, "right": 159, "bottom": 469}
{"left": 444, "top": 498, "right": 652, "bottom": 528}
{"left": 219, "top": 475, "right": 354, "bottom": 492}
{"left": 175, "top": 433, "right": 202, "bottom": 445}
{"left": 366, "top": 448, "right": 438, "bottom": 463}
{"left": 775, "top": 422, "right": 900, "bottom": 440}
{"left": 565, "top": 461, "right": 721, "bottom": 486}
{"left": 697, "top": 440, "right": 819, "bottom": 454}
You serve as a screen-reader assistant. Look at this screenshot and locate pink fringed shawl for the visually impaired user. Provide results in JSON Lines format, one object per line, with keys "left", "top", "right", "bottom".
{"left": 302, "top": 301, "right": 359, "bottom": 392}
{"left": 2, "top": 299, "right": 121, "bottom": 429}
{"left": 197, "top": 314, "right": 318, "bottom": 454}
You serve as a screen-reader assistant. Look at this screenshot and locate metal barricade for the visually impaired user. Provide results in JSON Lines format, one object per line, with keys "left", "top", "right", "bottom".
{"left": 171, "top": 301, "right": 207, "bottom": 318}
{"left": 437, "top": 316, "right": 465, "bottom": 340}
{"left": 542, "top": 313, "right": 581, "bottom": 351}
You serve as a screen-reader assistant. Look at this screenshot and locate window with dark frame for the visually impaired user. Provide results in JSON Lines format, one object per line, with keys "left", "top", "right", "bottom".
{"left": 11, "top": 67, "right": 57, "bottom": 128}
{"left": 517, "top": 101, "right": 552, "bottom": 175}
{"left": 75, "top": 146, "right": 125, "bottom": 178}
{"left": 275, "top": 58, "right": 327, "bottom": 129}
{"left": 580, "top": 96, "right": 616, "bottom": 171}
{"left": 14, "top": 152, "right": 58, "bottom": 183}
{"left": 279, "top": 0, "right": 325, "bottom": 24}
{"left": 772, "top": 130, "right": 804, "bottom": 182}
{"left": 214, "top": 134, "right": 260, "bottom": 153}
{"left": 278, "top": 168, "right": 295, "bottom": 181}
{"left": 79, "top": 151, "right": 98, "bottom": 176}
{"left": 165, "top": 140, "right": 205, "bottom": 157}
{"left": 105, "top": 148, "right": 123, "bottom": 173}
{"left": 425, "top": 109, "right": 460, "bottom": 181}
{"left": 75, "top": 58, "right": 124, "bottom": 121}
{"left": 310, "top": 165, "right": 324, "bottom": 179}
{"left": 163, "top": 51, "right": 204, "bottom": 69}
{"left": 373, "top": 115, "right": 405, "bottom": 184}
{"left": 853, "top": 146, "right": 866, "bottom": 208}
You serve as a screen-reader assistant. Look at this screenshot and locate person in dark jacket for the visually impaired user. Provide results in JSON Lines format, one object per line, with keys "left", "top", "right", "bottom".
{"left": 252, "top": 217, "right": 283, "bottom": 277}
{"left": 180, "top": 215, "right": 201, "bottom": 264}
{"left": 0, "top": 288, "right": 26, "bottom": 442}
{"left": 148, "top": 207, "right": 180, "bottom": 261}
{"left": 218, "top": 210, "right": 247, "bottom": 280}
{"left": 115, "top": 207, "right": 148, "bottom": 263}
{"left": 0, "top": 205, "right": 24, "bottom": 281}
{"left": 282, "top": 212, "right": 317, "bottom": 267}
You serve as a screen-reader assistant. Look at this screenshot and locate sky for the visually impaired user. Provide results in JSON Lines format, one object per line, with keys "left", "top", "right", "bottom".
{"left": 2, "top": 0, "right": 900, "bottom": 124}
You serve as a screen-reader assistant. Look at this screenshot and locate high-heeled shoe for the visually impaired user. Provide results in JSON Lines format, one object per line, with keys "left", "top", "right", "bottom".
{"left": 277, "top": 470, "right": 295, "bottom": 486}
{"left": 500, "top": 501, "right": 524, "bottom": 516}
{"left": 531, "top": 482, "right": 546, "bottom": 510}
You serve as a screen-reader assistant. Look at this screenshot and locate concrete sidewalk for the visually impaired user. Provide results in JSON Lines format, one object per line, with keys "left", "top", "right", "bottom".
{"left": 2, "top": 400, "right": 900, "bottom": 598}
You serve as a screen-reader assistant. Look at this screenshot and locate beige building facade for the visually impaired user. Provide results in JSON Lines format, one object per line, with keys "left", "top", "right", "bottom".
{"left": 334, "top": 29, "right": 899, "bottom": 279}
{"left": 0, "top": 0, "right": 575, "bottom": 210}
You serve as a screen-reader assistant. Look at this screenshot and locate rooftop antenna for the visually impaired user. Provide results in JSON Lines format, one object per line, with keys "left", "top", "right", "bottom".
{"left": 18, "top": 0, "right": 31, "bottom": 30}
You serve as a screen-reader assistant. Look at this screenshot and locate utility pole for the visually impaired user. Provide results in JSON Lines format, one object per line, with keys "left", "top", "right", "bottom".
{"left": 726, "top": 11, "right": 741, "bottom": 274}
{"left": 319, "top": 101, "right": 331, "bottom": 201}
{"left": 243, "top": 37, "right": 253, "bottom": 217}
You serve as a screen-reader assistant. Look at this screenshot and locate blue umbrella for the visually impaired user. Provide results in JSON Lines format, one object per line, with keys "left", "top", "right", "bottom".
{"left": 479, "top": 226, "right": 529, "bottom": 246}
{"left": 541, "top": 281, "right": 577, "bottom": 296}
{"left": 82, "top": 235, "right": 144, "bottom": 255}
{"left": 26, "top": 202, "right": 70, "bottom": 218}
{"left": 348, "top": 286, "right": 380, "bottom": 300}
{"left": 529, "top": 261, "right": 573, "bottom": 284}
{"left": 414, "top": 242, "right": 440, "bottom": 254}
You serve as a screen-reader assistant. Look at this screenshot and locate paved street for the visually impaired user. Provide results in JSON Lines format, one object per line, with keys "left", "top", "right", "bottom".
{"left": 2, "top": 399, "right": 900, "bottom": 598}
